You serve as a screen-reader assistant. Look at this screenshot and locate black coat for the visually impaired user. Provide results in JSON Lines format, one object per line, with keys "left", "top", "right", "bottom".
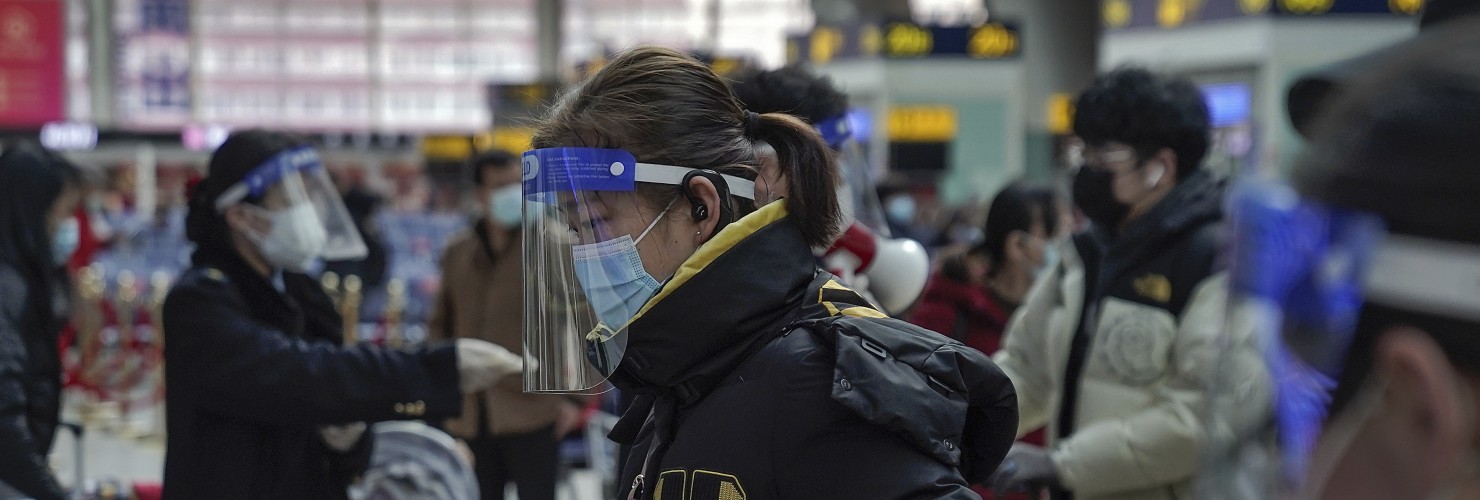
{"left": 610, "top": 204, "right": 1017, "bottom": 500}
{"left": 161, "top": 249, "right": 463, "bottom": 500}
{"left": 0, "top": 265, "right": 67, "bottom": 499}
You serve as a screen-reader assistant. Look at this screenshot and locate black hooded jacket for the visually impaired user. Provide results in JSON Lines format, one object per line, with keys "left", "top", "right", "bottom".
{"left": 0, "top": 265, "right": 68, "bottom": 499}
{"left": 608, "top": 203, "right": 1017, "bottom": 500}
{"left": 161, "top": 247, "right": 464, "bottom": 499}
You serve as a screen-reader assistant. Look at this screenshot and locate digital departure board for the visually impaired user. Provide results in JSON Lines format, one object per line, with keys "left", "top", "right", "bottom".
{"left": 1102, "top": 0, "right": 1421, "bottom": 30}
{"left": 785, "top": 21, "right": 1021, "bottom": 65}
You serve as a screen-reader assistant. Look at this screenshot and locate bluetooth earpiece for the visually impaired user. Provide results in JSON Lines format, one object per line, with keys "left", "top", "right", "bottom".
{"left": 681, "top": 169, "right": 735, "bottom": 232}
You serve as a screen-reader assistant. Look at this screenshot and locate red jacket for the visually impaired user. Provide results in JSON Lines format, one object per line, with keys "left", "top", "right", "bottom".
{"left": 908, "top": 272, "right": 1010, "bottom": 355}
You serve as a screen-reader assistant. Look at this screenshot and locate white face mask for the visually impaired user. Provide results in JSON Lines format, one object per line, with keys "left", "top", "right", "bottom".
{"left": 244, "top": 203, "right": 327, "bottom": 272}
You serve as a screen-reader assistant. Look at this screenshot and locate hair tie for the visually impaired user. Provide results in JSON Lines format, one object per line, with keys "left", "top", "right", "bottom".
{"left": 743, "top": 111, "right": 762, "bottom": 139}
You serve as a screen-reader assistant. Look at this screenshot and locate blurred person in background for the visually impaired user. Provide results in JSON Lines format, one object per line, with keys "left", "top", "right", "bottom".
{"left": 989, "top": 67, "right": 1266, "bottom": 500}
{"left": 1204, "top": 15, "right": 1480, "bottom": 500}
{"left": 523, "top": 47, "right": 1017, "bottom": 499}
{"left": 910, "top": 181, "right": 1061, "bottom": 355}
{"left": 882, "top": 187, "right": 924, "bottom": 242}
{"left": 428, "top": 149, "right": 583, "bottom": 500}
{"left": 0, "top": 143, "right": 81, "bottom": 500}
{"left": 162, "top": 130, "right": 523, "bottom": 500}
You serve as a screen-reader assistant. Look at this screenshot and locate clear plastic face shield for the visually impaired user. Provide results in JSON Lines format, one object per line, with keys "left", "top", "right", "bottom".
{"left": 521, "top": 147, "right": 756, "bottom": 394}
{"left": 214, "top": 146, "right": 367, "bottom": 272}
{"left": 1204, "top": 179, "right": 1480, "bottom": 498}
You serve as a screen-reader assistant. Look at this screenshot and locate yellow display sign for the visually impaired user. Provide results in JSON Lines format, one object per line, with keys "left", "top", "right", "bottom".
{"left": 1047, "top": 93, "right": 1075, "bottom": 135}
{"left": 487, "top": 127, "right": 534, "bottom": 155}
{"left": 887, "top": 106, "right": 957, "bottom": 142}
{"left": 1279, "top": 0, "right": 1334, "bottom": 14}
{"left": 884, "top": 23, "right": 933, "bottom": 58}
{"left": 810, "top": 26, "right": 845, "bottom": 64}
{"left": 968, "top": 23, "right": 1018, "bottom": 59}
{"left": 421, "top": 135, "right": 473, "bottom": 161}
{"left": 1104, "top": 0, "right": 1133, "bottom": 27}
{"left": 1389, "top": 0, "right": 1423, "bottom": 14}
{"left": 1240, "top": 0, "right": 1271, "bottom": 14}
{"left": 1159, "top": 0, "right": 1189, "bottom": 27}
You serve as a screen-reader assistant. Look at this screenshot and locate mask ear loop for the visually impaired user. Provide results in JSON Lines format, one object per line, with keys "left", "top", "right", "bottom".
{"left": 633, "top": 197, "right": 679, "bottom": 245}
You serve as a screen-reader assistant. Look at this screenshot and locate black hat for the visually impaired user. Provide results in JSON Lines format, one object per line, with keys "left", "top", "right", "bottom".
{"left": 1286, "top": 0, "right": 1480, "bottom": 138}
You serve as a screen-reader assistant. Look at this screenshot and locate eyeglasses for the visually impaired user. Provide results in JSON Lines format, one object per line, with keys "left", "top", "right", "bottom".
{"left": 1081, "top": 147, "right": 1137, "bottom": 170}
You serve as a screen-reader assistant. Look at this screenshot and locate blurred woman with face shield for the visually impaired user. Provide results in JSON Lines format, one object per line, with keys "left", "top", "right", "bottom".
{"left": 161, "top": 130, "right": 522, "bottom": 500}
{"left": 521, "top": 47, "right": 1018, "bottom": 499}
{"left": 1201, "top": 19, "right": 1480, "bottom": 500}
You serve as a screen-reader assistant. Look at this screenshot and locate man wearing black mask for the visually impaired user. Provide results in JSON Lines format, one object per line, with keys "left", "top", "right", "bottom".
{"left": 989, "top": 67, "right": 1267, "bottom": 500}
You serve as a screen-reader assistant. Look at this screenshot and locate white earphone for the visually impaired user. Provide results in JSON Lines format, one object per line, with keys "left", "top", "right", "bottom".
{"left": 1145, "top": 163, "right": 1166, "bottom": 188}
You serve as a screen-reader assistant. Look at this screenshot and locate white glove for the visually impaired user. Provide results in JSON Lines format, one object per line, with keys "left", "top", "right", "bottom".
{"left": 319, "top": 422, "right": 367, "bottom": 452}
{"left": 455, "top": 338, "right": 525, "bottom": 393}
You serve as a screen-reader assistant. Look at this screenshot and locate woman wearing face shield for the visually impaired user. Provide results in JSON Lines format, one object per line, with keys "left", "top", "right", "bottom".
{"left": 160, "top": 130, "right": 521, "bottom": 500}
{"left": 521, "top": 47, "right": 1017, "bottom": 499}
{"left": 0, "top": 143, "right": 81, "bottom": 500}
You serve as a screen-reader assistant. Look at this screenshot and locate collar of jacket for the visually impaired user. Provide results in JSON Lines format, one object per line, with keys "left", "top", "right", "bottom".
{"left": 610, "top": 201, "right": 818, "bottom": 402}
{"left": 190, "top": 246, "right": 340, "bottom": 340}
{"left": 472, "top": 217, "right": 520, "bottom": 264}
{"left": 1103, "top": 169, "right": 1224, "bottom": 267}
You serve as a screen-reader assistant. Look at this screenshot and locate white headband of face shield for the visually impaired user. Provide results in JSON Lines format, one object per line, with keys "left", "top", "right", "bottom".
{"left": 632, "top": 163, "right": 757, "bottom": 201}
{"left": 1363, "top": 234, "right": 1480, "bottom": 322}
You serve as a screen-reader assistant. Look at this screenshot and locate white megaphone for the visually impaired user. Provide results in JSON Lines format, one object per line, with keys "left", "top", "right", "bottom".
{"left": 822, "top": 222, "right": 930, "bottom": 315}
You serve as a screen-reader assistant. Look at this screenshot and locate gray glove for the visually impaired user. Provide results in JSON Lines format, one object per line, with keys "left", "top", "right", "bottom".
{"left": 320, "top": 422, "right": 368, "bottom": 452}
{"left": 990, "top": 442, "right": 1062, "bottom": 493}
{"left": 454, "top": 338, "right": 525, "bottom": 393}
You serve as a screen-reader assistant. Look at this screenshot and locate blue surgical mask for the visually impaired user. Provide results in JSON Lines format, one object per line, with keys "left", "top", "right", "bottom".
{"left": 489, "top": 184, "right": 524, "bottom": 227}
{"left": 570, "top": 206, "right": 670, "bottom": 331}
{"left": 886, "top": 195, "right": 916, "bottom": 224}
{"left": 52, "top": 217, "right": 80, "bottom": 265}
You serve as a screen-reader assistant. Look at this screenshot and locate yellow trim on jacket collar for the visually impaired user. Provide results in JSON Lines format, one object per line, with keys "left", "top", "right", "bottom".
{"left": 630, "top": 200, "right": 789, "bottom": 321}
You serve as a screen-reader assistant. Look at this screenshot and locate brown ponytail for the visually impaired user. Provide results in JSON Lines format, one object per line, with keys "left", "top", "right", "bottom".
{"left": 749, "top": 112, "right": 842, "bottom": 247}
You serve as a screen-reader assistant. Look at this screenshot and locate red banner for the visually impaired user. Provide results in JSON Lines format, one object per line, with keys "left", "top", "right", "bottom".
{"left": 0, "top": 0, "right": 64, "bottom": 128}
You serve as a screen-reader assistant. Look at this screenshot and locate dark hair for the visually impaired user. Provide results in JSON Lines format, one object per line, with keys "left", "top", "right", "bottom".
{"left": 0, "top": 141, "right": 80, "bottom": 326}
{"left": 186, "top": 130, "right": 310, "bottom": 253}
{"left": 469, "top": 149, "right": 517, "bottom": 187}
{"left": 1291, "top": 23, "right": 1480, "bottom": 409}
{"left": 729, "top": 64, "right": 850, "bottom": 125}
{"left": 533, "top": 46, "right": 842, "bottom": 247}
{"left": 1073, "top": 66, "right": 1210, "bottom": 180}
{"left": 977, "top": 182, "right": 1058, "bottom": 278}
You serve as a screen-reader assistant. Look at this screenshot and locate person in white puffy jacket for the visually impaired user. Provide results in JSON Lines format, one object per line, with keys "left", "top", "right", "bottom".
{"left": 989, "top": 67, "right": 1269, "bottom": 500}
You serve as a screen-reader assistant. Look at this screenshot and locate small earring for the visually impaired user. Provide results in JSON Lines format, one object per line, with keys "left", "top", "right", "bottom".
{"left": 696, "top": 230, "right": 702, "bottom": 236}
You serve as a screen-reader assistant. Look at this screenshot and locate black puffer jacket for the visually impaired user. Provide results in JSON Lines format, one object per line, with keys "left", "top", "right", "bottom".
{"left": 0, "top": 265, "right": 68, "bottom": 499}
{"left": 609, "top": 202, "right": 1018, "bottom": 499}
